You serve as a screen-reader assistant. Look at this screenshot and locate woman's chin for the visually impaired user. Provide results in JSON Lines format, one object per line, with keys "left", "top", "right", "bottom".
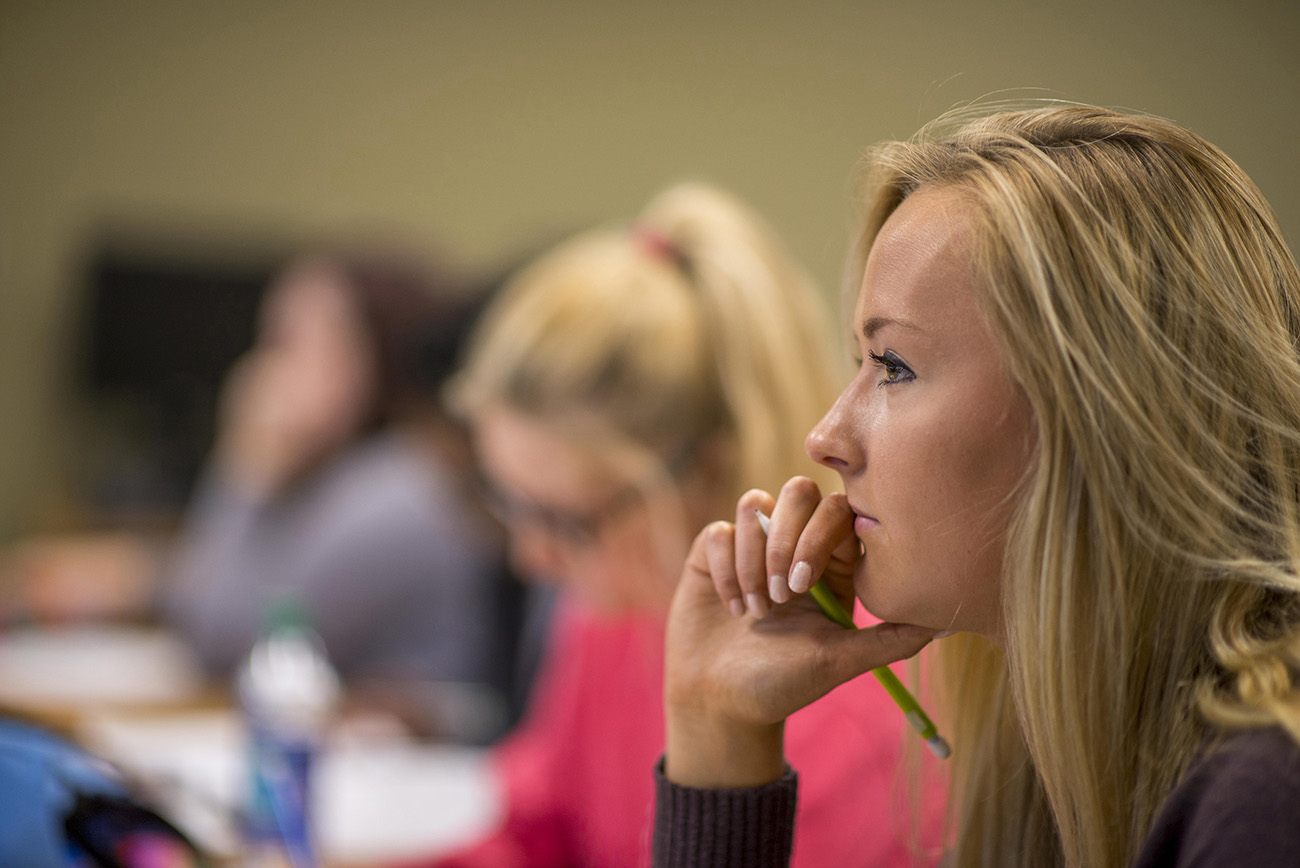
{"left": 853, "top": 587, "right": 928, "bottom": 630}
{"left": 854, "top": 592, "right": 894, "bottom": 624}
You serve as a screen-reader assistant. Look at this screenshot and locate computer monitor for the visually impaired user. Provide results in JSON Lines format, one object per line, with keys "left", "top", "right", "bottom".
{"left": 75, "top": 241, "right": 281, "bottom": 515}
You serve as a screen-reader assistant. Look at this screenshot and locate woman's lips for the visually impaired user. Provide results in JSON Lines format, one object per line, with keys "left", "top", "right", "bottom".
{"left": 853, "top": 509, "right": 881, "bottom": 535}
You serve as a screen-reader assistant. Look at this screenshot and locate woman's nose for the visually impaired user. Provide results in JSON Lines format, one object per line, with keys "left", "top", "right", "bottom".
{"left": 805, "top": 390, "right": 858, "bottom": 474}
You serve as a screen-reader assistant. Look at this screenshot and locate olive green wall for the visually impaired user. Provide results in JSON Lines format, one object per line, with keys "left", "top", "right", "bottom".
{"left": 2, "top": 0, "right": 1298, "bottom": 536}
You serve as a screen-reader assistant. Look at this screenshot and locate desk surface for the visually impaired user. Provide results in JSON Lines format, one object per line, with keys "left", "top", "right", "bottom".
{"left": 82, "top": 710, "right": 503, "bottom": 866}
{"left": 0, "top": 625, "right": 205, "bottom": 705}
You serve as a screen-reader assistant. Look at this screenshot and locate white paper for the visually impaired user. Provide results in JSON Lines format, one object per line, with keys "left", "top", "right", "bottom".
{"left": 0, "top": 626, "right": 204, "bottom": 707}
{"left": 80, "top": 710, "right": 503, "bottom": 864}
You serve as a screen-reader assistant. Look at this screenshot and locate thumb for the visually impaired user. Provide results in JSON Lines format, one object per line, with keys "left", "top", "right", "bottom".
{"left": 821, "top": 622, "right": 937, "bottom": 684}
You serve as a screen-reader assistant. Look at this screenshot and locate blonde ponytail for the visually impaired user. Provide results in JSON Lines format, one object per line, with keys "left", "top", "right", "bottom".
{"left": 635, "top": 184, "right": 845, "bottom": 498}
{"left": 451, "top": 182, "right": 844, "bottom": 513}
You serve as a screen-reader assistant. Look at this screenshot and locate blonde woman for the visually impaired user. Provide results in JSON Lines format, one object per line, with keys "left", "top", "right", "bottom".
{"left": 413, "top": 183, "right": 945, "bottom": 868}
{"left": 656, "top": 106, "right": 1300, "bottom": 867}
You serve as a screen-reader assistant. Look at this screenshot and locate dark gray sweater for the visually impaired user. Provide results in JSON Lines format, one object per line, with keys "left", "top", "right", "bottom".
{"left": 654, "top": 727, "right": 1300, "bottom": 868}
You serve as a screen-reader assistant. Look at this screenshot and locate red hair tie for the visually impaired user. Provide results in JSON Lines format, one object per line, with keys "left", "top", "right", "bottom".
{"left": 631, "top": 224, "right": 686, "bottom": 270}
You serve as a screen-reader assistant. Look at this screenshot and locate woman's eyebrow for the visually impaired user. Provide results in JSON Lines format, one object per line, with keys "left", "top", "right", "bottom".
{"left": 862, "top": 315, "right": 923, "bottom": 340}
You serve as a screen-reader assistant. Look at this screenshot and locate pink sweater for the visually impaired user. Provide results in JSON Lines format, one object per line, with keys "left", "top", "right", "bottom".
{"left": 403, "top": 600, "right": 944, "bottom": 868}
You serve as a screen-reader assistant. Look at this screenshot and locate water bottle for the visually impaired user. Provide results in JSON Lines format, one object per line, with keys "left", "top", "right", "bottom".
{"left": 238, "top": 599, "right": 340, "bottom": 868}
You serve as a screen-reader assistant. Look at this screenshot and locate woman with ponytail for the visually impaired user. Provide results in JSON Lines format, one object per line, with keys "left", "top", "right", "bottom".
{"left": 404, "top": 183, "right": 944, "bottom": 868}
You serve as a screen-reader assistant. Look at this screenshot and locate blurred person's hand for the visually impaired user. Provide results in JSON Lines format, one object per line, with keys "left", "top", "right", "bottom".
{"left": 0, "top": 532, "right": 158, "bottom": 624}
{"left": 213, "top": 263, "right": 377, "bottom": 500}
{"left": 213, "top": 342, "right": 372, "bottom": 500}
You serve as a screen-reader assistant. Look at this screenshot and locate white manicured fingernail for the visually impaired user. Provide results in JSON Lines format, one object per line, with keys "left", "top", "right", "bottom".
{"left": 769, "top": 574, "right": 789, "bottom": 604}
{"left": 789, "top": 561, "right": 813, "bottom": 593}
{"left": 728, "top": 598, "right": 746, "bottom": 618}
{"left": 745, "top": 592, "right": 769, "bottom": 618}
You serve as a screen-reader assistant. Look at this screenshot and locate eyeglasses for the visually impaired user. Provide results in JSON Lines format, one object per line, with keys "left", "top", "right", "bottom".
{"left": 477, "top": 474, "right": 646, "bottom": 548}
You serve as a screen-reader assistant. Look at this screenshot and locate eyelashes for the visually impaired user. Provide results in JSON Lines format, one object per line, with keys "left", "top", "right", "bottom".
{"left": 866, "top": 349, "right": 915, "bottom": 386}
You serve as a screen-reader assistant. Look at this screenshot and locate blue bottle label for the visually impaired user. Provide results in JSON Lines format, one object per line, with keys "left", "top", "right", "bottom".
{"left": 244, "top": 727, "right": 316, "bottom": 863}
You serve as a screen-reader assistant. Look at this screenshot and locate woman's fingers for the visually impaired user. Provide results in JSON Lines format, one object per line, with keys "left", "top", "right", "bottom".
{"left": 699, "top": 521, "right": 746, "bottom": 619}
{"left": 763, "top": 478, "right": 821, "bottom": 603}
{"left": 734, "top": 489, "right": 776, "bottom": 616}
{"left": 788, "top": 492, "right": 857, "bottom": 593}
{"left": 822, "top": 620, "right": 938, "bottom": 685}
{"left": 690, "top": 482, "right": 864, "bottom": 621}
{"left": 762, "top": 484, "right": 858, "bottom": 604}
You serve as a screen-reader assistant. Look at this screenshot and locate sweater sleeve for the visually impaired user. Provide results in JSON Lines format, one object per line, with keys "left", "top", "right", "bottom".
{"left": 158, "top": 471, "right": 271, "bottom": 673}
{"left": 651, "top": 758, "right": 797, "bottom": 868}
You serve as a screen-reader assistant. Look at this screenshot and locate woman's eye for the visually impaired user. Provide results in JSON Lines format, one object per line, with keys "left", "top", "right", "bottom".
{"left": 867, "top": 350, "right": 914, "bottom": 385}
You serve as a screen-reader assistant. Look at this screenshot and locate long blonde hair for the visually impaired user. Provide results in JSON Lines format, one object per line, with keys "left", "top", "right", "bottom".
{"left": 857, "top": 105, "right": 1300, "bottom": 868}
{"left": 450, "top": 182, "right": 843, "bottom": 520}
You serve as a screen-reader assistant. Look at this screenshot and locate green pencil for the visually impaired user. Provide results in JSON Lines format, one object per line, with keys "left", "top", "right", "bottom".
{"left": 755, "top": 509, "right": 951, "bottom": 759}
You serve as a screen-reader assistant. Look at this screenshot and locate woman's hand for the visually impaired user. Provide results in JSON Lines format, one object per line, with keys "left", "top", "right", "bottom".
{"left": 663, "top": 477, "right": 936, "bottom": 788}
{"left": 214, "top": 345, "right": 369, "bottom": 498}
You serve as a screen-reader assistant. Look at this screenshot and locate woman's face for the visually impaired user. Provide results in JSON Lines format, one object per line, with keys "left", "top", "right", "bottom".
{"left": 472, "top": 406, "right": 686, "bottom": 613}
{"left": 805, "top": 187, "right": 1035, "bottom": 641}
